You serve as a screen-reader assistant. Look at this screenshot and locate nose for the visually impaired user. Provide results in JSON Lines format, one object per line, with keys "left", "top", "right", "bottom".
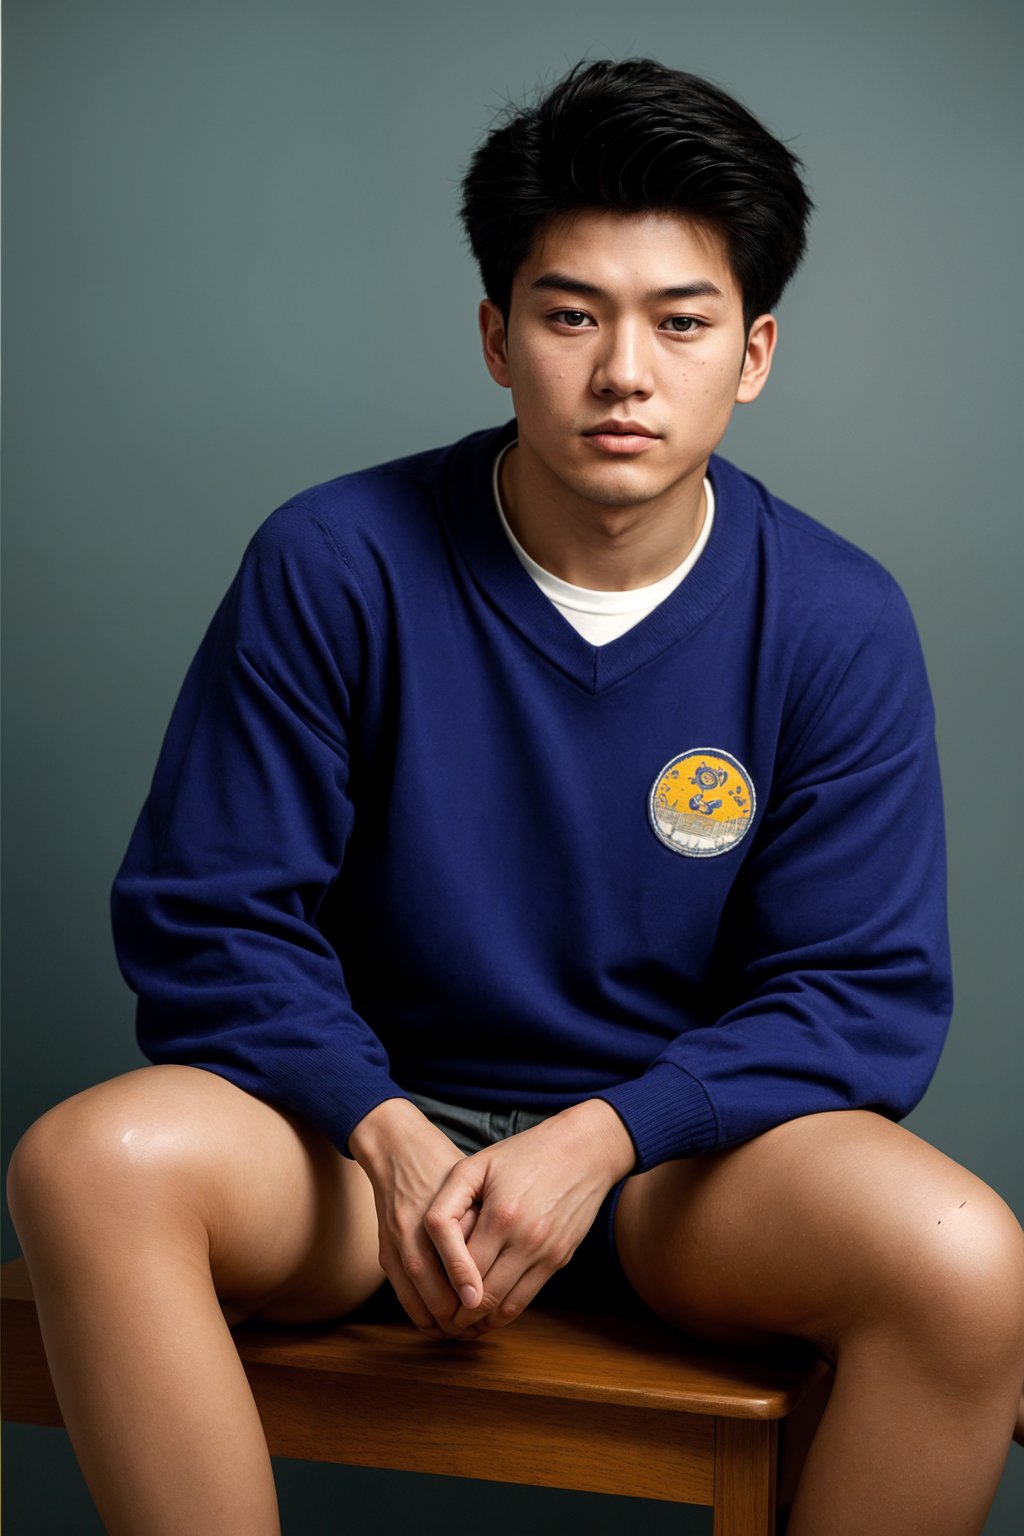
{"left": 590, "top": 321, "right": 653, "bottom": 399}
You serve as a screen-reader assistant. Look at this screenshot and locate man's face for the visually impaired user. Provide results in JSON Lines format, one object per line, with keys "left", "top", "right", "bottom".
{"left": 479, "top": 208, "right": 776, "bottom": 522}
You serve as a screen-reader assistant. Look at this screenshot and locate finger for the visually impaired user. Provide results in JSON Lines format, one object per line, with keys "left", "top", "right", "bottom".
{"left": 447, "top": 1198, "right": 555, "bottom": 1326}
{"left": 461, "top": 1206, "right": 515, "bottom": 1289}
{"left": 424, "top": 1169, "right": 487, "bottom": 1310}
{"left": 459, "top": 1205, "right": 480, "bottom": 1242}
{"left": 442, "top": 1236, "right": 538, "bottom": 1332}
{"left": 447, "top": 1259, "right": 550, "bottom": 1337}
{"left": 382, "top": 1248, "right": 443, "bottom": 1335}
{"left": 458, "top": 1185, "right": 563, "bottom": 1309}
{"left": 384, "top": 1238, "right": 462, "bottom": 1336}
{"left": 387, "top": 1268, "right": 444, "bottom": 1336}
{"left": 446, "top": 1256, "right": 518, "bottom": 1331}
{"left": 471, "top": 1260, "right": 552, "bottom": 1333}
{"left": 452, "top": 1214, "right": 576, "bottom": 1334}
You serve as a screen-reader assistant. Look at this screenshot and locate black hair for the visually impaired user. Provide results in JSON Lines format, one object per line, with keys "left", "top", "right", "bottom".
{"left": 459, "top": 59, "right": 813, "bottom": 332}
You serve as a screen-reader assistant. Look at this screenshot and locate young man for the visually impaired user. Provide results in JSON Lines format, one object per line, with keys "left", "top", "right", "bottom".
{"left": 8, "top": 58, "right": 1024, "bottom": 1536}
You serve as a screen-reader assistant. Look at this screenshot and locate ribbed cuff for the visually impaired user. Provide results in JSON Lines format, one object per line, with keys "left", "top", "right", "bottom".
{"left": 595, "top": 1063, "right": 719, "bottom": 1171}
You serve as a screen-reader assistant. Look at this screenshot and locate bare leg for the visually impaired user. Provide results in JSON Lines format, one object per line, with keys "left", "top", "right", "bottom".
{"left": 6, "top": 1065, "right": 386, "bottom": 1536}
{"left": 614, "top": 1111, "right": 1024, "bottom": 1536}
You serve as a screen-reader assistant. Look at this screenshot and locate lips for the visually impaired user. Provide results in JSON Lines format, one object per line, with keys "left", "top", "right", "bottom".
{"left": 582, "top": 421, "right": 660, "bottom": 454}
{"left": 583, "top": 420, "right": 657, "bottom": 438}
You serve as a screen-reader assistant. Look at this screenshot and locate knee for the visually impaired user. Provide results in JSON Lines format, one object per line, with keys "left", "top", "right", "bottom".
{"left": 6, "top": 1067, "right": 210, "bottom": 1251}
{"left": 8, "top": 1088, "right": 136, "bottom": 1248}
{"left": 881, "top": 1192, "right": 1024, "bottom": 1384}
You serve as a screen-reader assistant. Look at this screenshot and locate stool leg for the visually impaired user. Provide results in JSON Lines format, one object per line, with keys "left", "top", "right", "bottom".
{"left": 713, "top": 1417, "right": 778, "bottom": 1536}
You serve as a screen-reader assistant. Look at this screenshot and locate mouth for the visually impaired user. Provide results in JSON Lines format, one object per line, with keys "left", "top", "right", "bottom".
{"left": 582, "top": 421, "right": 660, "bottom": 455}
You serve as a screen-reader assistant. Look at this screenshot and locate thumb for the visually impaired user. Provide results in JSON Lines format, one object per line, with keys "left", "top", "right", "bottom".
{"left": 424, "top": 1162, "right": 485, "bottom": 1308}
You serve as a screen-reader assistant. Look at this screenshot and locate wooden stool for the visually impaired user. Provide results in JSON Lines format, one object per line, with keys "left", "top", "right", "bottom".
{"left": 1, "top": 1256, "right": 830, "bottom": 1535}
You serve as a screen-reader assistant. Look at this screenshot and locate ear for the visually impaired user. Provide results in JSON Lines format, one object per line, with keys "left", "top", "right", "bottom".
{"left": 479, "top": 299, "right": 512, "bottom": 388}
{"left": 735, "top": 313, "right": 778, "bottom": 404}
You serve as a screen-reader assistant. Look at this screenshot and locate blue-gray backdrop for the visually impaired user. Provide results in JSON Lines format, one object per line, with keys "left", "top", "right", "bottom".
{"left": 3, "top": 1, "right": 1021, "bottom": 1531}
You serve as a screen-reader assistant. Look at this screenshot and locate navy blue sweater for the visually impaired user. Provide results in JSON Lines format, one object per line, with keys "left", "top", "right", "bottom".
{"left": 111, "top": 421, "right": 952, "bottom": 1171}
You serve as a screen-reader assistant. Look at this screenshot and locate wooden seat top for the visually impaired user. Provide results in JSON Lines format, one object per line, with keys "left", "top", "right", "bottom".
{"left": 2, "top": 1256, "right": 825, "bottom": 1422}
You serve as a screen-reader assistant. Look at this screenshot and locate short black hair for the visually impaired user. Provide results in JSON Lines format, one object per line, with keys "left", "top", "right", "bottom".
{"left": 460, "top": 59, "right": 813, "bottom": 332}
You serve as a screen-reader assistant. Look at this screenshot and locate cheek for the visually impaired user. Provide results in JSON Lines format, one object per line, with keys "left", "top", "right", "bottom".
{"left": 511, "top": 355, "right": 572, "bottom": 414}
{"left": 684, "top": 358, "right": 741, "bottom": 414}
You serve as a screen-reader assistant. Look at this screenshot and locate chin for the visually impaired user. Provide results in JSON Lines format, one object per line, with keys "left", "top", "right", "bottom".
{"left": 563, "top": 466, "right": 676, "bottom": 509}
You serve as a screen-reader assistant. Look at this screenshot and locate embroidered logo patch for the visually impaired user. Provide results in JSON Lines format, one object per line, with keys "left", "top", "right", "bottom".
{"left": 649, "top": 749, "right": 756, "bottom": 858}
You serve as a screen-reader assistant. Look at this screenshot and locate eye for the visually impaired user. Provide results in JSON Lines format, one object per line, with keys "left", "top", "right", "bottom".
{"left": 661, "top": 316, "right": 704, "bottom": 335}
{"left": 552, "top": 310, "right": 593, "bottom": 328}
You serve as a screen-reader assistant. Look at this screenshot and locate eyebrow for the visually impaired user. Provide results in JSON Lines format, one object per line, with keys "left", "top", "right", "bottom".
{"left": 530, "top": 271, "right": 726, "bottom": 302}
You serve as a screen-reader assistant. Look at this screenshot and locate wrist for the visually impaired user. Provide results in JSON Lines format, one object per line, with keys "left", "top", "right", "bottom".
{"left": 348, "top": 1095, "right": 424, "bottom": 1170}
{"left": 556, "top": 1098, "right": 637, "bottom": 1183}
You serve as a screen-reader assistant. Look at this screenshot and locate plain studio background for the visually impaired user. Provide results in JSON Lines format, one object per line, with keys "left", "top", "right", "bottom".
{"left": 2, "top": 1, "right": 1021, "bottom": 1531}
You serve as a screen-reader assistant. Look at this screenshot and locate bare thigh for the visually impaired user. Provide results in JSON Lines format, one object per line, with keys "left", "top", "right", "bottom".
{"left": 614, "top": 1109, "right": 1024, "bottom": 1361}
{"left": 7, "top": 1064, "right": 385, "bottom": 1326}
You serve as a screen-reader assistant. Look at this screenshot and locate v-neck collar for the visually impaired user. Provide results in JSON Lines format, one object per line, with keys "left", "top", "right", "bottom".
{"left": 443, "top": 420, "right": 757, "bottom": 695}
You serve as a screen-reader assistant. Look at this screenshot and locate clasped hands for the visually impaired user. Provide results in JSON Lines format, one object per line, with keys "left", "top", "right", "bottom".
{"left": 349, "top": 1096, "right": 635, "bottom": 1340}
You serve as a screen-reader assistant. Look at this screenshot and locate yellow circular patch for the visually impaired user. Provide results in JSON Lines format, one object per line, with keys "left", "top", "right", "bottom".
{"left": 648, "top": 749, "right": 756, "bottom": 858}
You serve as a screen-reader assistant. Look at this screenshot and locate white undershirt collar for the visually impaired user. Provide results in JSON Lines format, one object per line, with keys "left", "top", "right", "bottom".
{"left": 491, "top": 441, "right": 715, "bottom": 645}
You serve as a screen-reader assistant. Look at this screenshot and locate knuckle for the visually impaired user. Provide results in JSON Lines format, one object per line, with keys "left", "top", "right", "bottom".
{"left": 402, "top": 1252, "right": 428, "bottom": 1283}
{"left": 550, "top": 1242, "right": 575, "bottom": 1271}
{"left": 522, "top": 1217, "right": 551, "bottom": 1250}
{"left": 491, "top": 1201, "right": 520, "bottom": 1234}
{"left": 423, "top": 1206, "right": 447, "bottom": 1237}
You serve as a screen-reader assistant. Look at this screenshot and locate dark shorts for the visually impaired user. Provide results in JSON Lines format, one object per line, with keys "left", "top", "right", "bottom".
{"left": 398, "top": 1089, "right": 648, "bottom": 1316}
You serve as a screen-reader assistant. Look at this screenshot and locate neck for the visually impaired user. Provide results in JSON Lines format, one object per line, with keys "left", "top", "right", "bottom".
{"left": 499, "top": 442, "right": 708, "bottom": 591}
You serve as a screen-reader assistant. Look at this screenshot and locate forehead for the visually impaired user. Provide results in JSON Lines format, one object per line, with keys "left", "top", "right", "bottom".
{"left": 516, "top": 208, "right": 741, "bottom": 301}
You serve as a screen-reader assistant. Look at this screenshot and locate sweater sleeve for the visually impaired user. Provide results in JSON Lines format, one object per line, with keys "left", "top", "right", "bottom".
{"left": 596, "top": 577, "right": 953, "bottom": 1171}
{"left": 110, "top": 505, "right": 411, "bottom": 1153}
